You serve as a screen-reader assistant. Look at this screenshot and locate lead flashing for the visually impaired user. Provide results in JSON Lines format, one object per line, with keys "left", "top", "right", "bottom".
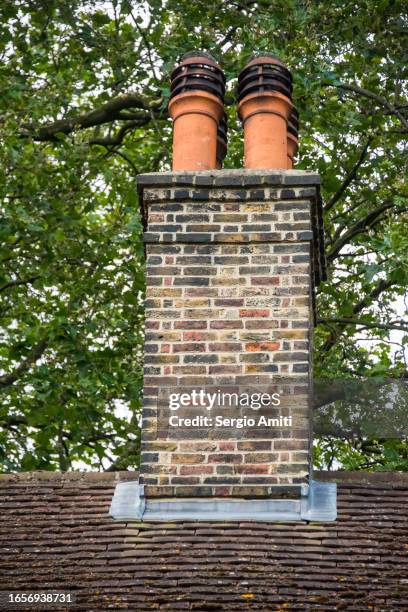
{"left": 109, "top": 479, "right": 337, "bottom": 522}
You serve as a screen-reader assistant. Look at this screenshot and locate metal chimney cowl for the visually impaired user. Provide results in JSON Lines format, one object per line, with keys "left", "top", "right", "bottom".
{"left": 168, "top": 52, "right": 225, "bottom": 171}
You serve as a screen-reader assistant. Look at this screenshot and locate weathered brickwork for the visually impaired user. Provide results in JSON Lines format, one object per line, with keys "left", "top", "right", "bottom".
{"left": 138, "top": 171, "right": 325, "bottom": 498}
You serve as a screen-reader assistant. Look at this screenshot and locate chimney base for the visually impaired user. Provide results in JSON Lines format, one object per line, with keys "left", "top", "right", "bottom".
{"left": 110, "top": 478, "right": 337, "bottom": 522}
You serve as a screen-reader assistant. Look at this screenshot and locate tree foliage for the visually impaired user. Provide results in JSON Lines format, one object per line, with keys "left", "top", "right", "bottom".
{"left": 1, "top": 0, "right": 407, "bottom": 471}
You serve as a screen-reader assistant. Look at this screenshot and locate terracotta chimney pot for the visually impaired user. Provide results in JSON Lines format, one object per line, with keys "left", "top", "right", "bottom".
{"left": 287, "top": 107, "right": 299, "bottom": 168}
{"left": 287, "top": 131, "right": 299, "bottom": 169}
{"left": 169, "top": 90, "right": 224, "bottom": 171}
{"left": 238, "top": 55, "right": 293, "bottom": 170}
{"left": 238, "top": 91, "right": 292, "bottom": 169}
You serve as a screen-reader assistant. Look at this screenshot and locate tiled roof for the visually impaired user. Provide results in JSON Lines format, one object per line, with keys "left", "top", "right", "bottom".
{"left": 1, "top": 470, "right": 407, "bottom": 610}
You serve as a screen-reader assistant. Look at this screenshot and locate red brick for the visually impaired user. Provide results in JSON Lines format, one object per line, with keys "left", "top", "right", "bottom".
{"left": 208, "top": 342, "right": 241, "bottom": 352}
{"left": 174, "top": 320, "right": 207, "bottom": 329}
{"left": 180, "top": 465, "right": 214, "bottom": 475}
{"left": 237, "top": 441, "right": 271, "bottom": 451}
{"left": 171, "top": 454, "right": 205, "bottom": 464}
{"left": 145, "top": 321, "right": 160, "bottom": 329}
{"left": 172, "top": 365, "right": 207, "bottom": 375}
{"left": 246, "top": 341, "right": 280, "bottom": 352}
{"left": 183, "top": 331, "right": 206, "bottom": 341}
{"left": 210, "top": 321, "right": 243, "bottom": 329}
{"left": 218, "top": 441, "right": 236, "bottom": 451}
{"left": 149, "top": 213, "right": 165, "bottom": 222}
{"left": 245, "top": 320, "right": 279, "bottom": 329}
{"left": 251, "top": 276, "right": 280, "bottom": 285}
{"left": 208, "top": 454, "right": 243, "bottom": 463}
{"left": 235, "top": 464, "right": 270, "bottom": 474}
{"left": 213, "top": 486, "right": 231, "bottom": 496}
{"left": 179, "top": 441, "right": 217, "bottom": 452}
{"left": 171, "top": 476, "right": 200, "bottom": 485}
{"left": 173, "top": 343, "right": 206, "bottom": 352}
{"left": 209, "top": 365, "right": 242, "bottom": 374}
{"left": 239, "top": 309, "right": 270, "bottom": 318}
{"left": 185, "top": 288, "right": 218, "bottom": 297}
{"left": 244, "top": 453, "right": 279, "bottom": 463}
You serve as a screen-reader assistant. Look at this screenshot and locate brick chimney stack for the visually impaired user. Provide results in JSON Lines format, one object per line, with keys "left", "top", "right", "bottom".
{"left": 137, "top": 169, "right": 326, "bottom": 500}
{"left": 110, "top": 52, "right": 336, "bottom": 522}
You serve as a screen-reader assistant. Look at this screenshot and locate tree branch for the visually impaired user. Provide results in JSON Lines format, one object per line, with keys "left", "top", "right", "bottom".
{"left": 0, "top": 339, "right": 48, "bottom": 389}
{"left": 325, "top": 138, "right": 373, "bottom": 212}
{"left": 313, "top": 377, "right": 392, "bottom": 410}
{"left": 320, "top": 278, "right": 397, "bottom": 353}
{"left": 0, "top": 415, "right": 28, "bottom": 426}
{"left": 89, "top": 119, "right": 149, "bottom": 147}
{"left": 353, "top": 278, "right": 397, "bottom": 316}
{"left": 105, "top": 439, "right": 140, "bottom": 471}
{"left": 130, "top": 14, "right": 161, "bottom": 85}
{"left": 331, "top": 197, "right": 368, "bottom": 222}
{"left": 20, "top": 93, "right": 164, "bottom": 142}
{"left": 0, "top": 275, "right": 42, "bottom": 294}
{"left": 326, "top": 201, "right": 402, "bottom": 263}
{"left": 317, "top": 317, "right": 408, "bottom": 333}
{"left": 327, "top": 82, "right": 408, "bottom": 130}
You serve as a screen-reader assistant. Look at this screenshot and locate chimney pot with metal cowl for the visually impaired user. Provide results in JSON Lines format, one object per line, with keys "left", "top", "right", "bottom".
{"left": 238, "top": 55, "right": 293, "bottom": 169}
{"left": 168, "top": 52, "right": 225, "bottom": 171}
